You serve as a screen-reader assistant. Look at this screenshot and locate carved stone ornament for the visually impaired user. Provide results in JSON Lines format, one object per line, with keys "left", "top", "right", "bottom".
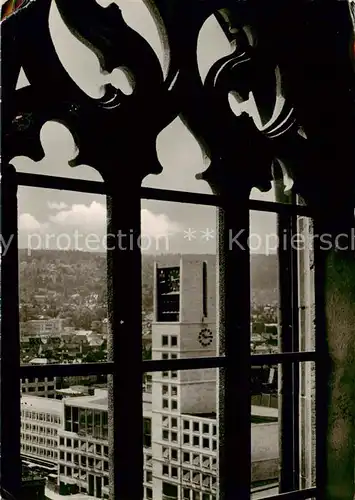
{"left": 2, "top": 0, "right": 355, "bottom": 210}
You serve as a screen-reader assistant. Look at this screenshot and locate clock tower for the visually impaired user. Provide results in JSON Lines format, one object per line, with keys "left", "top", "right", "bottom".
{"left": 150, "top": 255, "right": 217, "bottom": 499}
{"left": 151, "top": 255, "right": 216, "bottom": 415}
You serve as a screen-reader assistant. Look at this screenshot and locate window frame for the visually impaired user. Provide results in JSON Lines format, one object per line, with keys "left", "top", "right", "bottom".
{"left": 0, "top": 169, "right": 318, "bottom": 500}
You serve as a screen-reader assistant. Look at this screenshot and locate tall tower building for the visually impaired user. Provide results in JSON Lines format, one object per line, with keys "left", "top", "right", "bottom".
{"left": 151, "top": 255, "right": 217, "bottom": 499}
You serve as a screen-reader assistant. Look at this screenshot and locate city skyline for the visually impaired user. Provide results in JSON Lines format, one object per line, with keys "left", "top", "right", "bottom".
{"left": 18, "top": 254, "right": 281, "bottom": 499}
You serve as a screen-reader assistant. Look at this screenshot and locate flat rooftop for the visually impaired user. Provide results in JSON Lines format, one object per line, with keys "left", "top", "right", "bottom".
{"left": 64, "top": 390, "right": 152, "bottom": 412}
{"left": 65, "top": 393, "right": 108, "bottom": 411}
{"left": 183, "top": 406, "right": 278, "bottom": 422}
{"left": 56, "top": 388, "right": 86, "bottom": 395}
{"left": 21, "top": 395, "right": 62, "bottom": 414}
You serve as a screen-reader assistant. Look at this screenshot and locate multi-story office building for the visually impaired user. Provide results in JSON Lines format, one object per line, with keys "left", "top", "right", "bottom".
{"left": 57, "top": 388, "right": 110, "bottom": 497}
{"left": 21, "top": 376, "right": 57, "bottom": 398}
{"left": 20, "top": 395, "right": 62, "bottom": 466}
{"left": 57, "top": 388, "right": 153, "bottom": 498}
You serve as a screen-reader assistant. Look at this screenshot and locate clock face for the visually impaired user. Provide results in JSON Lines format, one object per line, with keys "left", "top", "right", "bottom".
{"left": 198, "top": 328, "right": 213, "bottom": 347}
{"left": 157, "top": 267, "right": 180, "bottom": 294}
{"left": 167, "top": 268, "right": 180, "bottom": 292}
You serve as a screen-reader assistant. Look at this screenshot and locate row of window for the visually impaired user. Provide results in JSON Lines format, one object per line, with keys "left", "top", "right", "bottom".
{"left": 21, "top": 424, "right": 58, "bottom": 435}
{"left": 162, "top": 371, "right": 178, "bottom": 379}
{"left": 59, "top": 465, "right": 109, "bottom": 482}
{"left": 162, "top": 447, "right": 216, "bottom": 470}
{"left": 162, "top": 384, "right": 178, "bottom": 396}
{"left": 162, "top": 415, "right": 178, "bottom": 428}
{"left": 183, "top": 420, "right": 217, "bottom": 436}
{"left": 59, "top": 437, "right": 109, "bottom": 456}
{"left": 182, "top": 451, "right": 216, "bottom": 470}
{"left": 162, "top": 397, "right": 179, "bottom": 411}
{"left": 21, "top": 434, "right": 57, "bottom": 447}
{"left": 183, "top": 489, "right": 216, "bottom": 500}
{"left": 162, "top": 429, "right": 178, "bottom": 442}
{"left": 21, "top": 410, "right": 61, "bottom": 424}
{"left": 182, "top": 434, "right": 217, "bottom": 450}
{"left": 22, "top": 386, "right": 55, "bottom": 393}
{"left": 161, "top": 352, "right": 179, "bottom": 378}
{"left": 182, "top": 471, "right": 216, "bottom": 489}
{"left": 64, "top": 406, "right": 109, "bottom": 438}
{"left": 161, "top": 482, "right": 216, "bottom": 500}
{"left": 162, "top": 465, "right": 216, "bottom": 489}
{"left": 22, "top": 377, "right": 55, "bottom": 383}
{"left": 161, "top": 429, "right": 217, "bottom": 450}
{"left": 162, "top": 335, "right": 178, "bottom": 347}
{"left": 143, "top": 374, "right": 152, "bottom": 393}
{"left": 21, "top": 443, "right": 58, "bottom": 460}
{"left": 59, "top": 452, "right": 109, "bottom": 472}
{"left": 161, "top": 431, "right": 216, "bottom": 452}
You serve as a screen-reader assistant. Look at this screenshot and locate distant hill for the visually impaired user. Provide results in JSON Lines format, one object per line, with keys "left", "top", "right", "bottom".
{"left": 18, "top": 250, "right": 278, "bottom": 309}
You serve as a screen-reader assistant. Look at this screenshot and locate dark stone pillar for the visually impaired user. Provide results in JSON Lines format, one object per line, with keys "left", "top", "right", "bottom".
{"left": 313, "top": 212, "right": 355, "bottom": 500}
{"left": 323, "top": 245, "right": 355, "bottom": 500}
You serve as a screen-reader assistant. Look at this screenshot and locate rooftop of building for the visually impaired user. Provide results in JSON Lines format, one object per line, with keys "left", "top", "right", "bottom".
{"left": 21, "top": 395, "right": 62, "bottom": 414}
{"left": 183, "top": 405, "right": 278, "bottom": 423}
{"left": 56, "top": 387, "right": 87, "bottom": 396}
{"left": 64, "top": 389, "right": 152, "bottom": 413}
{"left": 29, "top": 357, "right": 49, "bottom": 364}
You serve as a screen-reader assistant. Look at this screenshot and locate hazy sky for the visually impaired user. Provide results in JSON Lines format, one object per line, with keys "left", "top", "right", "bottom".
{"left": 11, "top": 0, "right": 279, "bottom": 254}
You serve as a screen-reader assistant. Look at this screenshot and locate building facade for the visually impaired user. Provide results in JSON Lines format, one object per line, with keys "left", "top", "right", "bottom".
{"left": 21, "top": 376, "right": 57, "bottom": 398}
{"left": 56, "top": 389, "right": 153, "bottom": 498}
{"left": 26, "top": 318, "right": 64, "bottom": 336}
{"left": 57, "top": 389, "right": 110, "bottom": 497}
{"left": 20, "top": 396, "right": 62, "bottom": 466}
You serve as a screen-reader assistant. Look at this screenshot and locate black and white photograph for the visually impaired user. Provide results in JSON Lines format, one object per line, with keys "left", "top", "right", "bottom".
{"left": 1, "top": 1, "right": 355, "bottom": 499}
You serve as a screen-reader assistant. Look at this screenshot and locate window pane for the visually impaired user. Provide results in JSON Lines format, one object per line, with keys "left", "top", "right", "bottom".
{"left": 142, "top": 240, "right": 219, "bottom": 499}
{"left": 143, "top": 369, "right": 218, "bottom": 500}
{"left": 250, "top": 361, "right": 316, "bottom": 497}
{"left": 18, "top": 186, "right": 108, "bottom": 366}
{"left": 141, "top": 200, "right": 217, "bottom": 360}
{"left": 250, "top": 211, "right": 279, "bottom": 355}
{"left": 250, "top": 211, "right": 315, "bottom": 354}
